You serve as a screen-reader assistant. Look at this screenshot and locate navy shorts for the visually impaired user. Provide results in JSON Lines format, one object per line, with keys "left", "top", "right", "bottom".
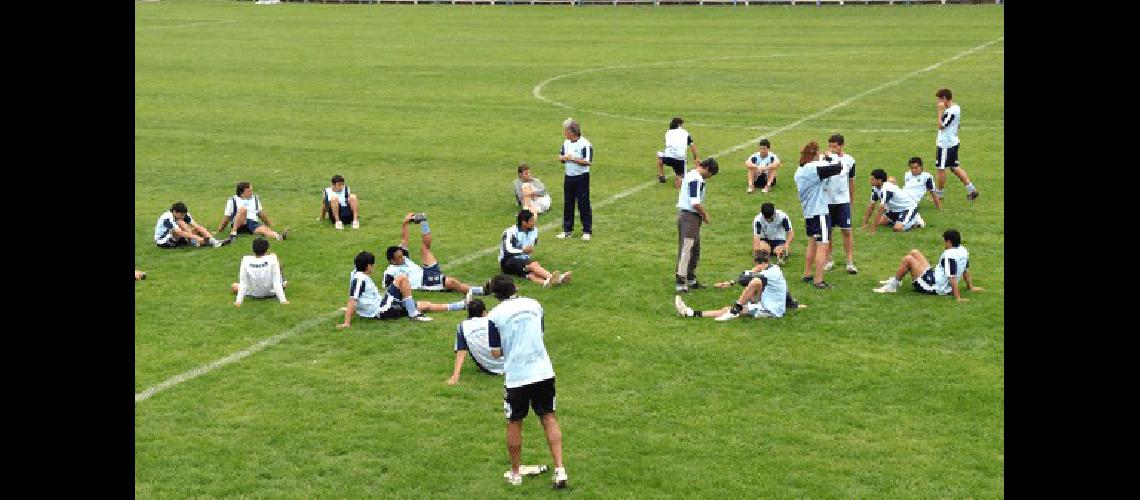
{"left": 504, "top": 377, "right": 556, "bottom": 421}
{"left": 760, "top": 239, "right": 786, "bottom": 251}
{"left": 374, "top": 285, "right": 408, "bottom": 319}
{"left": 803, "top": 214, "right": 831, "bottom": 243}
{"left": 662, "top": 156, "right": 686, "bottom": 176}
{"left": 500, "top": 255, "right": 532, "bottom": 277}
{"left": 753, "top": 171, "right": 777, "bottom": 188}
{"left": 886, "top": 207, "right": 919, "bottom": 229}
{"left": 935, "top": 144, "right": 960, "bottom": 169}
{"left": 156, "top": 237, "right": 191, "bottom": 249}
{"left": 327, "top": 203, "right": 353, "bottom": 224}
{"left": 420, "top": 263, "right": 446, "bottom": 291}
{"left": 827, "top": 203, "right": 852, "bottom": 229}
{"left": 913, "top": 268, "right": 938, "bottom": 294}
{"left": 235, "top": 219, "right": 261, "bottom": 234}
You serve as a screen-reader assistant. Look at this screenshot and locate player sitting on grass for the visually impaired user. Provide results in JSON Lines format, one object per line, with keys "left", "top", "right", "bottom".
{"left": 513, "top": 163, "right": 552, "bottom": 220}
{"left": 217, "top": 181, "right": 290, "bottom": 241}
{"left": 319, "top": 174, "right": 360, "bottom": 230}
{"left": 872, "top": 229, "right": 983, "bottom": 301}
{"left": 337, "top": 251, "right": 469, "bottom": 328}
{"left": 674, "top": 250, "right": 806, "bottom": 321}
{"left": 154, "top": 201, "right": 230, "bottom": 249}
{"left": 861, "top": 169, "right": 925, "bottom": 233}
{"left": 446, "top": 299, "right": 505, "bottom": 385}
{"left": 745, "top": 138, "right": 781, "bottom": 194}
{"left": 753, "top": 202, "right": 794, "bottom": 266}
{"left": 901, "top": 157, "right": 942, "bottom": 210}
{"left": 383, "top": 212, "right": 487, "bottom": 299}
{"left": 231, "top": 237, "right": 288, "bottom": 307}
{"left": 499, "top": 209, "right": 571, "bottom": 288}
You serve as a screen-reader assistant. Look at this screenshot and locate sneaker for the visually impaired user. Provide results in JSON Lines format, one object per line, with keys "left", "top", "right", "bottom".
{"left": 967, "top": 190, "right": 979, "bottom": 201}
{"left": 715, "top": 309, "right": 740, "bottom": 321}
{"left": 552, "top": 468, "right": 568, "bottom": 489}
{"left": 351, "top": 220, "right": 360, "bottom": 229}
{"left": 872, "top": 284, "right": 898, "bottom": 293}
{"left": 912, "top": 213, "right": 926, "bottom": 228}
{"left": 506, "top": 472, "right": 522, "bottom": 486}
{"left": 801, "top": 276, "right": 814, "bottom": 283}
{"left": 279, "top": 228, "right": 291, "bottom": 240}
{"left": 543, "top": 274, "right": 557, "bottom": 288}
{"left": 878, "top": 277, "right": 896, "bottom": 284}
{"left": 335, "top": 221, "right": 344, "bottom": 230}
{"left": 556, "top": 232, "right": 570, "bottom": 239}
{"left": 846, "top": 263, "right": 858, "bottom": 275}
{"left": 674, "top": 295, "right": 694, "bottom": 317}
{"left": 812, "top": 281, "right": 832, "bottom": 289}
{"left": 676, "top": 283, "right": 689, "bottom": 293}
{"left": 824, "top": 260, "right": 835, "bottom": 271}
{"left": 777, "top": 253, "right": 787, "bottom": 266}
{"left": 504, "top": 465, "right": 548, "bottom": 478}
{"left": 747, "top": 187, "right": 754, "bottom": 194}
{"left": 687, "top": 278, "right": 706, "bottom": 289}
{"left": 558, "top": 271, "right": 572, "bottom": 285}
{"left": 761, "top": 187, "right": 770, "bottom": 193}
{"left": 582, "top": 233, "right": 591, "bottom": 241}
{"left": 409, "top": 315, "right": 433, "bottom": 322}
{"left": 410, "top": 212, "right": 428, "bottom": 223}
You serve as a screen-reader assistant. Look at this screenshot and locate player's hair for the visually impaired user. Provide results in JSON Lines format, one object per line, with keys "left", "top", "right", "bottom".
{"left": 753, "top": 249, "right": 770, "bottom": 264}
{"left": 331, "top": 174, "right": 345, "bottom": 184}
{"left": 517, "top": 163, "right": 530, "bottom": 175}
{"left": 936, "top": 88, "right": 952, "bottom": 100}
{"left": 235, "top": 181, "right": 251, "bottom": 196}
{"left": 669, "top": 117, "right": 684, "bottom": 130}
{"left": 385, "top": 245, "right": 403, "bottom": 262}
{"left": 489, "top": 274, "right": 517, "bottom": 300}
{"left": 943, "top": 229, "right": 962, "bottom": 247}
{"left": 354, "top": 251, "right": 376, "bottom": 272}
{"left": 760, "top": 202, "right": 775, "bottom": 219}
{"left": 799, "top": 141, "right": 820, "bottom": 166}
{"left": 562, "top": 118, "right": 581, "bottom": 137}
{"left": 467, "top": 299, "right": 486, "bottom": 318}
{"left": 871, "top": 169, "right": 888, "bottom": 182}
{"left": 170, "top": 201, "right": 188, "bottom": 214}
{"left": 828, "top": 134, "right": 845, "bottom": 146}
{"left": 252, "top": 237, "right": 270, "bottom": 256}
{"left": 699, "top": 157, "right": 719, "bottom": 176}
{"left": 758, "top": 138, "right": 771, "bottom": 148}
{"left": 908, "top": 156, "right": 923, "bottom": 167}
{"left": 517, "top": 209, "right": 534, "bottom": 227}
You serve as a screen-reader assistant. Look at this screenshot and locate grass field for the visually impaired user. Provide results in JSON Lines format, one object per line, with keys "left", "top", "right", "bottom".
{"left": 135, "top": 1, "right": 1004, "bottom": 496}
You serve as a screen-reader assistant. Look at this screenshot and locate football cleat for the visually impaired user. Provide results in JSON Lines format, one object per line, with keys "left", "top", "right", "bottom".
{"left": 674, "top": 295, "right": 693, "bottom": 317}
{"left": 824, "top": 260, "right": 835, "bottom": 271}
{"left": 556, "top": 232, "right": 570, "bottom": 239}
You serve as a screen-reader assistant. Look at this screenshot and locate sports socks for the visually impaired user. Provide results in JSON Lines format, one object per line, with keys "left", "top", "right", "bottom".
{"left": 965, "top": 182, "right": 976, "bottom": 194}
{"left": 446, "top": 300, "right": 466, "bottom": 311}
{"left": 421, "top": 222, "right": 430, "bottom": 234}
{"left": 470, "top": 286, "right": 484, "bottom": 295}
{"left": 403, "top": 297, "right": 420, "bottom": 317}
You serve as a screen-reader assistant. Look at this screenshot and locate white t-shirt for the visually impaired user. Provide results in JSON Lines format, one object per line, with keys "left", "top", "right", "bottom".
{"left": 235, "top": 254, "right": 287, "bottom": 304}
{"left": 224, "top": 195, "right": 263, "bottom": 222}
{"left": 455, "top": 317, "right": 505, "bottom": 375}
{"left": 663, "top": 128, "right": 693, "bottom": 160}
{"left": 937, "top": 104, "right": 961, "bottom": 148}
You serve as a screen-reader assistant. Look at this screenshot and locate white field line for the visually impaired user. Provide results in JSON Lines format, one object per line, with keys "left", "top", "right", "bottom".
{"left": 135, "top": 36, "right": 1002, "bottom": 404}
{"left": 135, "top": 18, "right": 236, "bottom": 30}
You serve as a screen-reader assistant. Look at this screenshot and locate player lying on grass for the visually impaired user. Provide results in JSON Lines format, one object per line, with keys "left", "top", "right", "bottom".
{"left": 499, "top": 209, "right": 571, "bottom": 288}
{"left": 337, "top": 251, "right": 469, "bottom": 327}
{"left": 231, "top": 237, "right": 288, "bottom": 307}
{"left": 872, "top": 229, "right": 983, "bottom": 301}
{"left": 753, "top": 202, "right": 794, "bottom": 266}
{"left": 154, "top": 201, "right": 231, "bottom": 249}
{"left": 674, "top": 250, "right": 807, "bottom": 321}
{"left": 217, "top": 181, "right": 290, "bottom": 241}
{"left": 318, "top": 174, "right": 361, "bottom": 229}
{"left": 861, "top": 169, "right": 925, "bottom": 233}
{"left": 446, "top": 299, "right": 504, "bottom": 385}
{"left": 383, "top": 212, "right": 487, "bottom": 298}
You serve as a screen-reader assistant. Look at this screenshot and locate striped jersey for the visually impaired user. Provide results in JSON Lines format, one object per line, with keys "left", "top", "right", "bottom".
{"left": 754, "top": 264, "right": 788, "bottom": 317}
{"left": 753, "top": 209, "right": 792, "bottom": 241}
{"left": 487, "top": 296, "right": 554, "bottom": 388}
{"left": 382, "top": 247, "right": 425, "bottom": 289}
{"left": 154, "top": 210, "right": 193, "bottom": 244}
{"left": 499, "top": 225, "right": 539, "bottom": 262}
{"left": 871, "top": 181, "right": 918, "bottom": 213}
{"left": 560, "top": 137, "right": 594, "bottom": 176}
{"left": 455, "top": 317, "right": 505, "bottom": 375}
{"left": 747, "top": 151, "right": 779, "bottom": 169}
{"left": 903, "top": 171, "right": 936, "bottom": 202}
{"left": 932, "top": 246, "right": 970, "bottom": 295}
{"left": 235, "top": 254, "right": 287, "bottom": 304}
{"left": 793, "top": 156, "right": 843, "bottom": 218}
{"left": 224, "top": 195, "right": 263, "bottom": 222}
{"left": 823, "top": 153, "right": 856, "bottom": 205}
{"left": 323, "top": 186, "right": 351, "bottom": 207}
{"left": 676, "top": 169, "right": 707, "bottom": 212}
{"left": 937, "top": 104, "right": 961, "bottom": 148}
{"left": 348, "top": 271, "right": 388, "bottom": 318}
{"left": 663, "top": 128, "right": 693, "bottom": 160}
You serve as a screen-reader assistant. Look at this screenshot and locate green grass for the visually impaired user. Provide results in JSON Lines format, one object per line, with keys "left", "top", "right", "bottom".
{"left": 135, "top": 1, "right": 1004, "bottom": 497}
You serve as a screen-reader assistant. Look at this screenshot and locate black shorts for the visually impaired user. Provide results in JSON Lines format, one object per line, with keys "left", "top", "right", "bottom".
{"left": 156, "top": 237, "right": 191, "bottom": 249}
{"left": 935, "top": 144, "right": 960, "bottom": 169}
{"left": 374, "top": 285, "right": 409, "bottom": 319}
{"left": 662, "top": 156, "right": 686, "bottom": 176}
{"left": 500, "top": 255, "right": 532, "bottom": 277}
{"left": 753, "top": 171, "right": 777, "bottom": 188}
{"left": 504, "top": 377, "right": 556, "bottom": 421}
{"left": 760, "top": 239, "right": 786, "bottom": 251}
{"left": 827, "top": 203, "right": 852, "bottom": 229}
{"left": 420, "top": 263, "right": 446, "bottom": 291}
{"left": 327, "top": 203, "right": 354, "bottom": 224}
{"left": 235, "top": 219, "right": 261, "bottom": 234}
{"left": 913, "top": 267, "right": 938, "bottom": 294}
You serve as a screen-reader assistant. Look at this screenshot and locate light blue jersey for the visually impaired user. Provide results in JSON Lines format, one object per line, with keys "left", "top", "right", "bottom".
{"left": 382, "top": 246, "right": 425, "bottom": 289}
{"left": 488, "top": 297, "right": 555, "bottom": 389}
{"left": 348, "top": 271, "right": 385, "bottom": 318}
{"left": 794, "top": 157, "right": 842, "bottom": 218}
{"left": 499, "top": 225, "right": 539, "bottom": 262}
{"left": 755, "top": 264, "right": 787, "bottom": 318}
{"left": 747, "top": 152, "right": 779, "bottom": 169}
{"left": 456, "top": 317, "right": 505, "bottom": 375}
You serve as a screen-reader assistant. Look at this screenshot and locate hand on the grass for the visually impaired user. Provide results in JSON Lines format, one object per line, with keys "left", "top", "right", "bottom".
{"left": 714, "top": 281, "right": 733, "bottom": 289}
{"left": 446, "top": 375, "right": 459, "bottom": 385}
{"left": 957, "top": 297, "right": 970, "bottom": 303}
{"left": 969, "top": 286, "right": 984, "bottom": 292}
{"left": 233, "top": 302, "right": 241, "bottom": 308}
{"left": 281, "top": 300, "right": 289, "bottom": 305}
{"left": 336, "top": 322, "right": 351, "bottom": 329}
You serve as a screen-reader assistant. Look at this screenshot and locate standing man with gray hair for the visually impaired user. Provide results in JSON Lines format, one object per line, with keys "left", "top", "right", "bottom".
{"left": 556, "top": 118, "right": 594, "bottom": 241}
{"left": 675, "top": 158, "right": 719, "bottom": 293}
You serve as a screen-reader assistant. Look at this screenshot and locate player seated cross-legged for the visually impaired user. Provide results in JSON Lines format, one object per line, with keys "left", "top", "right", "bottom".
{"left": 674, "top": 250, "right": 806, "bottom": 321}
{"left": 319, "top": 174, "right": 361, "bottom": 230}
{"left": 337, "top": 251, "right": 469, "bottom": 327}
{"left": 872, "top": 229, "right": 983, "bottom": 301}
{"left": 154, "top": 201, "right": 230, "bottom": 249}
{"left": 383, "top": 212, "right": 488, "bottom": 300}
{"left": 499, "top": 209, "right": 571, "bottom": 288}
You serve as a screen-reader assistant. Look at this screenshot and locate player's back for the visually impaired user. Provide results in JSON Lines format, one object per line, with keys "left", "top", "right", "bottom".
{"left": 489, "top": 297, "right": 554, "bottom": 388}
{"left": 458, "top": 317, "right": 505, "bottom": 375}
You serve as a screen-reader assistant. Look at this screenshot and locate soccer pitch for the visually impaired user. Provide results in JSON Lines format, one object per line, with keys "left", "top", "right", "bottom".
{"left": 135, "top": 1, "right": 1003, "bottom": 496}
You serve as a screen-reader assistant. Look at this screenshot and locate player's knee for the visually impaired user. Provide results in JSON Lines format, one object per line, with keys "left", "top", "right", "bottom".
{"left": 893, "top": 225, "right": 904, "bottom": 232}
{"left": 329, "top": 196, "right": 339, "bottom": 205}
{"left": 395, "top": 275, "right": 409, "bottom": 285}
{"left": 231, "top": 283, "right": 239, "bottom": 293}
{"left": 348, "top": 194, "right": 358, "bottom": 201}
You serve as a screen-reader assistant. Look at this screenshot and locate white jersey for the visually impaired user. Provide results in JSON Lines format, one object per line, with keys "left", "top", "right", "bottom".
{"left": 323, "top": 186, "right": 351, "bottom": 207}
{"left": 382, "top": 247, "right": 425, "bottom": 289}
{"left": 663, "top": 128, "right": 693, "bottom": 160}
{"left": 747, "top": 151, "right": 779, "bottom": 169}
{"left": 235, "top": 254, "right": 287, "bottom": 304}
{"left": 676, "top": 169, "right": 707, "bottom": 212}
{"left": 499, "top": 225, "right": 539, "bottom": 262}
{"left": 823, "top": 153, "right": 856, "bottom": 205}
{"left": 933, "top": 246, "right": 970, "bottom": 295}
{"left": 871, "top": 181, "right": 918, "bottom": 213}
{"left": 487, "top": 296, "right": 554, "bottom": 389}
{"left": 154, "top": 210, "right": 194, "bottom": 244}
{"left": 560, "top": 136, "right": 594, "bottom": 176}
{"left": 903, "top": 171, "right": 936, "bottom": 203}
{"left": 455, "top": 317, "right": 505, "bottom": 375}
{"left": 348, "top": 271, "right": 387, "bottom": 318}
{"left": 223, "top": 195, "right": 263, "bottom": 222}
{"left": 937, "top": 103, "right": 961, "bottom": 148}
{"left": 753, "top": 209, "right": 792, "bottom": 241}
